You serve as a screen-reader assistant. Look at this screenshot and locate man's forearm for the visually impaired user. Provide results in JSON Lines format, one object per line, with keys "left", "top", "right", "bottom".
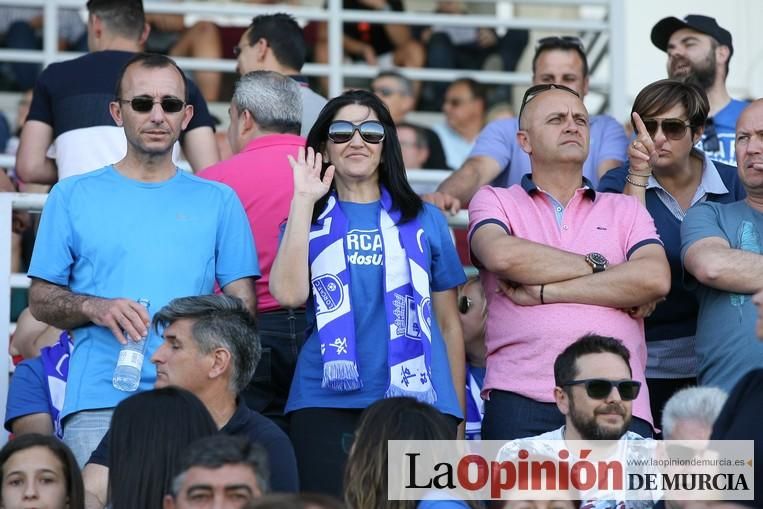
{"left": 437, "top": 159, "right": 487, "bottom": 204}
{"left": 689, "top": 247, "right": 763, "bottom": 294}
{"left": 544, "top": 254, "right": 670, "bottom": 308}
{"left": 28, "top": 279, "right": 92, "bottom": 330}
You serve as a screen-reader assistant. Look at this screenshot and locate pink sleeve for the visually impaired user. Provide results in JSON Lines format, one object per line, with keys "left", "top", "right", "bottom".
{"left": 467, "top": 186, "right": 511, "bottom": 243}
{"left": 624, "top": 196, "right": 663, "bottom": 259}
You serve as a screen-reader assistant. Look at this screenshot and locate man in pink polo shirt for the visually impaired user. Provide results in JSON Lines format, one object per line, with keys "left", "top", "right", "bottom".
{"left": 468, "top": 84, "right": 671, "bottom": 440}
{"left": 200, "top": 70, "right": 306, "bottom": 431}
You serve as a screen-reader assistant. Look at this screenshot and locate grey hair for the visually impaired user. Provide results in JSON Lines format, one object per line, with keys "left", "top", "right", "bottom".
{"left": 170, "top": 435, "right": 270, "bottom": 497}
{"left": 233, "top": 71, "right": 302, "bottom": 134}
{"left": 374, "top": 70, "right": 414, "bottom": 97}
{"left": 661, "top": 386, "right": 728, "bottom": 439}
{"left": 152, "top": 295, "right": 260, "bottom": 395}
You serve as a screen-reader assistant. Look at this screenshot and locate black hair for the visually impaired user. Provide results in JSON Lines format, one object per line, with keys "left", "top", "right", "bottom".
{"left": 246, "top": 13, "right": 306, "bottom": 72}
{"left": 306, "top": 89, "right": 423, "bottom": 224}
{"left": 532, "top": 37, "right": 589, "bottom": 78}
{"left": 86, "top": 0, "right": 145, "bottom": 41}
{"left": 450, "top": 77, "right": 488, "bottom": 107}
{"left": 114, "top": 52, "right": 189, "bottom": 103}
{"left": 108, "top": 387, "right": 218, "bottom": 509}
{"left": 0, "top": 433, "right": 85, "bottom": 509}
{"left": 554, "top": 334, "right": 633, "bottom": 387}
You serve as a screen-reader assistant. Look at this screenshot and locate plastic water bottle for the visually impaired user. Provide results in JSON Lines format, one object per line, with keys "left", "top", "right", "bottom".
{"left": 112, "top": 298, "right": 150, "bottom": 392}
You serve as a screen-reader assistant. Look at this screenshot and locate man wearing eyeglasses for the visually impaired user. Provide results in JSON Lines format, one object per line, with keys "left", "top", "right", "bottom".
{"left": 425, "top": 35, "right": 627, "bottom": 213}
{"left": 235, "top": 13, "right": 326, "bottom": 138}
{"left": 25, "top": 53, "right": 259, "bottom": 467}
{"left": 16, "top": 0, "right": 220, "bottom": 186}
{"left": 651, "top": 15, "right": 747, "bottom": 166}
{"left": 680, "top": 99, "right": 763, "bottom": 392}
{"left": 468, "top": 84, "right": 670, "bottom": 441}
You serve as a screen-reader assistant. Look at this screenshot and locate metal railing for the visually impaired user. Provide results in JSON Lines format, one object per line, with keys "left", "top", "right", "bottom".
{"left": 0, "top": 0, "right": 627, "bottom": 118}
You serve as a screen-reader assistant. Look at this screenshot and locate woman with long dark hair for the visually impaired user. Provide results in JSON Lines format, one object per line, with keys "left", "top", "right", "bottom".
{"left": 0, "top": 433, "right": 84, "bottom": 509}
{"left": 107, "top": 387, "right": 218, "bottom": 509}
{"left": 270, "top": 90, "right": 466, "bottom": 495}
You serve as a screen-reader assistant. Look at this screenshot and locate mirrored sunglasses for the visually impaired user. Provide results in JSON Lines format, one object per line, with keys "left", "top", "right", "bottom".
{"left": 119, "top": 96, "right": 185, "bottom": 113}
{"left": 328, "top": 120, "right": 385, "bottom": 144}
{"left": 642, "top": 118, "right": 692, "bottom": 141}
{"left": 562, "top": 378, "right": 641, "bottom": 401}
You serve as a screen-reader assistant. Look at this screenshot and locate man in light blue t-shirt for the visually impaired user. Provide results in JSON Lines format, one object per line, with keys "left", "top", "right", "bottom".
{"left": 424, "top": 36, "right": 628, "bottom": 213}
{"left": 651, "top": 14, "right": 748, "bottom": 166}
{"left": 681, "top": 100, "right": 763, "bottom": 392}
{"left": 26, "top": 53, "right": 259, "bottom": 467}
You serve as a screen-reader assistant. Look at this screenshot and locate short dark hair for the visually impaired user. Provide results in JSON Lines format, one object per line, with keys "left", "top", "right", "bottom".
{"left": 0, "top": 434, "right": 85, "bottom": 509}
{"left": 172, "top": 435, "right": 270, "bottom": 496}
{"left": 246, "top": 13, "right": 306, "bottom": 71}
{"left": 396, "top": 122, "right": 427, "bottom": 148}
{"left": 631, "top": 78, "right": 709, "bottom": 137}
{"left": 450, "top": 77, "right": 487, "bottom": 106}
{"left": 87, "top": 0, "right": 145, "bottom": 41}
{"left": 306, "top": 89, "right": 423, "bottom": 224}
{"left": 114, "top": 52, "right": 189, "bottom": 102}
{"left": 554, "top": 334, "right": 632, "bottom": 387}
{"left": 153, "top": 295, "right": 261, "bottom": 395}
{"left": 532, "top": 37, "right": 589, "bottom": 78}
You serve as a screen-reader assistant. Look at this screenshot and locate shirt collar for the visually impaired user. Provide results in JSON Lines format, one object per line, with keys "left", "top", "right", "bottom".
{"left": 645, "top": 148, "right": 729, "bottom": 196}
{"left": 520, "top": 173, "right": 596, "bottom": 200}
{"left": 242, "top": 133, "right": 306, "bottom": 153}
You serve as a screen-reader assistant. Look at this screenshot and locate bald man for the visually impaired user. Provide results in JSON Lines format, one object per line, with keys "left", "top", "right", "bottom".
{"left": 467, "top": 84, "right": 670, "bottom": 440}
{"left": 681, "top": 99, "right": 763, "bottom": 392}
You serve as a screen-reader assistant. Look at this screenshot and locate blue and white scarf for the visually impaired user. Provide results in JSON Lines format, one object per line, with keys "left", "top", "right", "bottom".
{"left": 308, "top": 188, "right": 437, "bottom": 403}
{"left": 40, "top": 330, "right": 73, "bottom": 438}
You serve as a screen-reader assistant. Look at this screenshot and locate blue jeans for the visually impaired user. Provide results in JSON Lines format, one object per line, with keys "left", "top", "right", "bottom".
{"left": 62, "top": 409, "right": 114, "bottom": 468}
{"left": 482, "top": 390, "right": 654, "bottom": 440}
{"left": 241, "top": 309, "right": 307, "bottom": 432}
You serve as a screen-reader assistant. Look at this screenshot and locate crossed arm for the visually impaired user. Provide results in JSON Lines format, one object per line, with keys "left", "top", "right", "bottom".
{"left": 684, "top": 237, "right": 763, "bottom": 295}
{"left": 470, "top": 223, "right": 671, "bottom": 309}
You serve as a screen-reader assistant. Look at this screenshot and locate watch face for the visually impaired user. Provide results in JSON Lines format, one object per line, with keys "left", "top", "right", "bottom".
{"left": 589, "top": 252, "right": 607, "bottom": 266}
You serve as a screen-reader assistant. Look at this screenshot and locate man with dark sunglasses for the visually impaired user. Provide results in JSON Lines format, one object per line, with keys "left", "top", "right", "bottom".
{"left": 25, "top": 53, "right": 260, "bottom": 467}
{"left": 498, "top": 335, "right": 658, "bottom": 508}
{"left": 468, "top": 84, "right": 670, "bottom": 441}
{"left": 16, "top": 0, "right": 219, "bottom": 186}
{"left": 651, "top": 14, "right": 747, "bottom": 166}
{"left": 425, "top": 35, "right": 627, "bottom": 213}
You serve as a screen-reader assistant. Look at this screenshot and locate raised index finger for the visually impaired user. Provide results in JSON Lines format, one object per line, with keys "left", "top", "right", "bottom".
{"left": 632, "top": 112, "right": 656, "bottom": 153}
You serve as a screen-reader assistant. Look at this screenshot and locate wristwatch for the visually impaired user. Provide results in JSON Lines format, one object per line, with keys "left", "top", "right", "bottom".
{"left": 585, "top": 252, "right": 608, "bottom": 273}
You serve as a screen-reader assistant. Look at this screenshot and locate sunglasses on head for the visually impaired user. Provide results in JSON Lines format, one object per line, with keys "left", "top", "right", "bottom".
{"left": 328, "top": 120, "right": 385, "bottom": 144}
{"left": 119, "top": 96, "right": 185, "bottom": 113}
{"left": 518, "top": 83, "right": 580, "bottom": 124}
{"left": 641, "top": 118, "right": 692, "bottom": 141}
{"left": 562, "top": 378, "right": 641, "bottom": 401}
{"left": 536, "top": 35, "right": 585, "bottom": 52}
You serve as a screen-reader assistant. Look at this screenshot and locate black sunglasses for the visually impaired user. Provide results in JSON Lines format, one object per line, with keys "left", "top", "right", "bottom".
{"left": 518, "top": 83, "right": 580, "bottom": 125}
{"left": 562, "top": 378, "right": 641, "bottom": 401}
{"left": 328, "top": 120, "right": 385, "bottom": 144}
{"left": 458, "top": 295, "right": 472, "bottom": 314}
{"left": 702, "top": 118, "right": 720, "bottom": 153}
{"left": 119, "top": 96, "right": 185, "bottom": 113}
{"left": 642, "top": 118, "right": 693, "bottom": 141}
{"left": 536, "top": 35, "right": 586, "bottom": 52}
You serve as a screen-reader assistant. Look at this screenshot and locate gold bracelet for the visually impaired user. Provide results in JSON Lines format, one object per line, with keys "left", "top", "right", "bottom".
{"left": 625, "top": 175, "right": 648, "bottom": 188}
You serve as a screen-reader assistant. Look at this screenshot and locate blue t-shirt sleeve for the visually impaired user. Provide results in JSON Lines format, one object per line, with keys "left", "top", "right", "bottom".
{"left": 214, "top": 186, "right": 261, "bottom": 287}
{"left": 467, "top": 118, "right": 516, "bottom": 169}
{"left": 27, "top": 183, "right": 74, "bottom": 285}
{"left": 595, "top": 115, "right": 628, "bottom": 164}
{"left": 680, "top": 202, "right": 726, "bottom": 263}
{"left": 5, "top": 359, "right": 52, "bottom": 432}
{"left": 597, "top": 166, "right": 627, "bottom": 193}
{"left": 424, "top": 204, "right": 467, "bottom": 292}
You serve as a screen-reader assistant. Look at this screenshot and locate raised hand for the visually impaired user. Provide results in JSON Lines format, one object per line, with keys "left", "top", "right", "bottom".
{"left": 629, "top": 112, "right": 658, "bottom": 177}
{"left": 287, "top": 146, "right": 335, "bottom": 204}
